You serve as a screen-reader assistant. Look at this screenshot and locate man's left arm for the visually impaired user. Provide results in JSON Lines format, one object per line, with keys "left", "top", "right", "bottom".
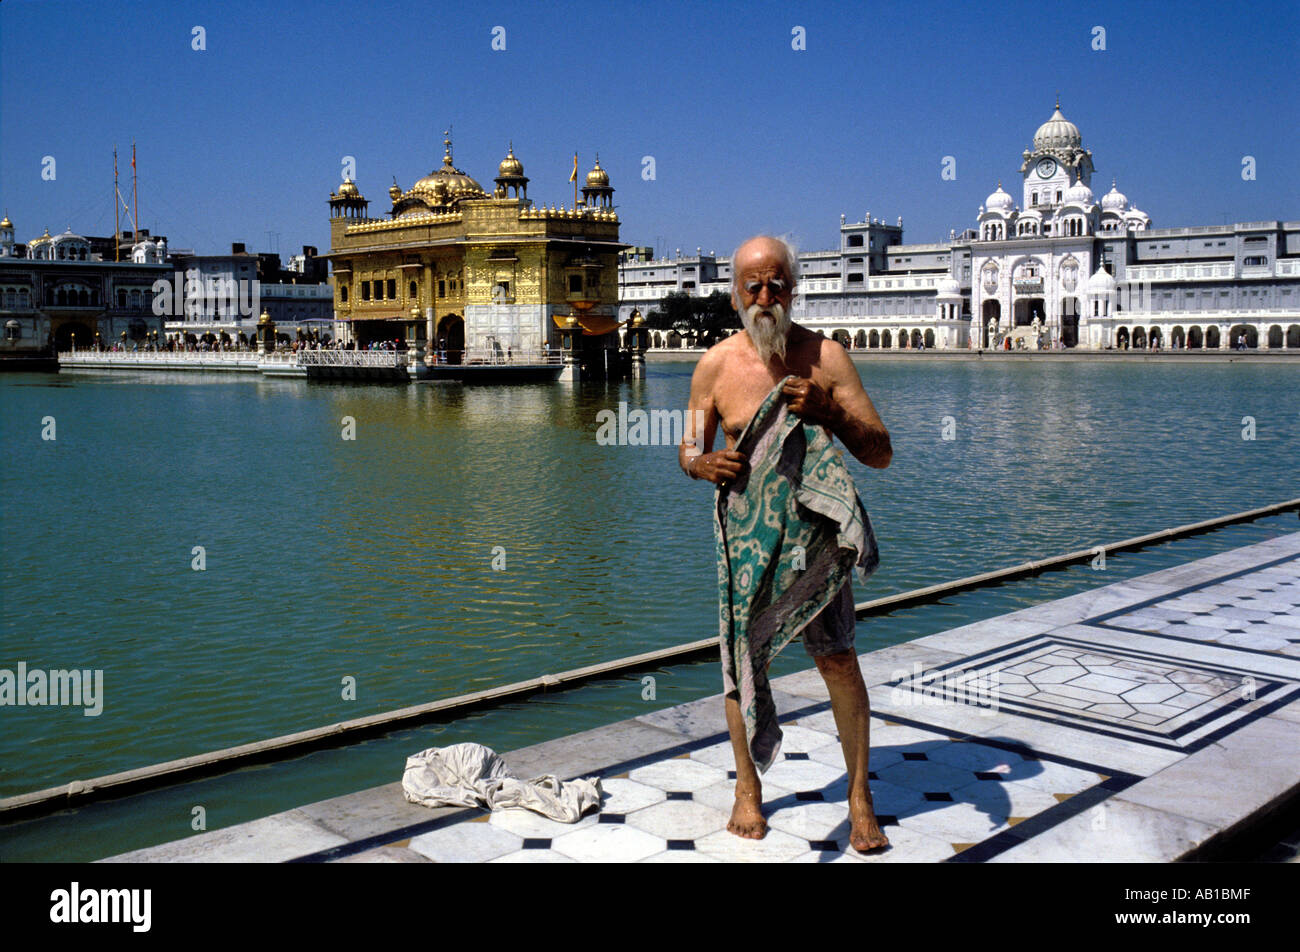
{"left": 781, "top": 342, "right": 892, "bottom": 468}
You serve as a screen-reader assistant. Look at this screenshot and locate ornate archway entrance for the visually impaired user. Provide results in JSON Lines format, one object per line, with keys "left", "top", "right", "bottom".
{"left": 436, "top": 314, "right": 465, "bottom": 364}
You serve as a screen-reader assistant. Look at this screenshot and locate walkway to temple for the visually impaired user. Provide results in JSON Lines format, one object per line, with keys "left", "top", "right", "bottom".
{"left": 104, "top": 531, "right": 1300, "bottom": 863}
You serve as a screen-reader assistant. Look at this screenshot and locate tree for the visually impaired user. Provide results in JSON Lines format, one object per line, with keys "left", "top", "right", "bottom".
{"left": 643, "top": 290, "right": 739, "bottom": 347}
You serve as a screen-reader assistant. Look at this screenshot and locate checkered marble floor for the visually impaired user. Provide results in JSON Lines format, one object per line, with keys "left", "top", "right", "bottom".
{"left": 384, "top": 539, "right": 1300, "bottom": 864}
{"left": 396, "top": 712, "right": 1111, "bottom": 863}
{"left": 1089, "top": 555, "right": 1300, "bottom": 657}
{"left": 102, "top": 531, "right": 1300, "bottom": 863}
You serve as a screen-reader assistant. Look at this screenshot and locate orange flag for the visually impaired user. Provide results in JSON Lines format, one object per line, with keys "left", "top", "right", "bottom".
{"left": 569, "top": 152, "right": 578, "bottom": 183}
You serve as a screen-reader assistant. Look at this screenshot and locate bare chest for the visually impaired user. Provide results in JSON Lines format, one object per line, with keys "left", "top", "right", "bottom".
{"left": 714, "top": 353, "right": 829, "bottom": 446}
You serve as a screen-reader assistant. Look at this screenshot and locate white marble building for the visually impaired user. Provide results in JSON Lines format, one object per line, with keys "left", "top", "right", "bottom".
{"left": 619, "top": 102, "right": 1300, "bottom": 351}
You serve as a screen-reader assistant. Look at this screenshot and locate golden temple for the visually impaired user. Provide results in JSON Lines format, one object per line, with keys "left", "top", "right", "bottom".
{"left": 327, "top": 133, "right": 625, "bottom": 364}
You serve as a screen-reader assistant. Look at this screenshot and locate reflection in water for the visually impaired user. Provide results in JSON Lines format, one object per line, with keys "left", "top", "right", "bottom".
{"left": 0, "top": 360, "right": 1297, "bottom": 802}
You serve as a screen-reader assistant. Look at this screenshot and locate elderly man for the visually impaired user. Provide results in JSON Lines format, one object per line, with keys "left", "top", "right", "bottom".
{"left": 679, "top": 234, "right": 893, "bottom": 852}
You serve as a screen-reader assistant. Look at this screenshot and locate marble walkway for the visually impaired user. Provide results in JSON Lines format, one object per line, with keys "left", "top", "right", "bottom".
{"left": 104, "top": 531, "right": 1300, "bottom": 863}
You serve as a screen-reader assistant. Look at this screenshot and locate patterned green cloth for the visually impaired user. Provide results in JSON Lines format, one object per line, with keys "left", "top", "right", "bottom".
{"left": 714, "top": 375, "right": 879, "bottom": 773}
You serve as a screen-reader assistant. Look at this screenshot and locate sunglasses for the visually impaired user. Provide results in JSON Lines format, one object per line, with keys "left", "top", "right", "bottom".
{"left": 742, "top": 278, "right": 790, "bottom": 297}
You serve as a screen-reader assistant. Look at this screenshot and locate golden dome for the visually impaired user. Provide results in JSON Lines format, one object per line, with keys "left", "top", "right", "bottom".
{"left": 337, "top": 178, "right": 359, "bottom": 197}
{"left": 412, "top": 134, "right": 486, "bottom": 201}
{"left": 498, "top": 143, "right": 524, "bottom": 178}
{"left": 30, "top": 227, "right": 52, "bottom": 246}
{"left": 388, "top": 182, "right": 402, "bottom": 201}
{"left": 585, "top": 157, "right": 609, "bottom": 187}
{"left": 0, "top": 215, "right": 11, "bottom": 229}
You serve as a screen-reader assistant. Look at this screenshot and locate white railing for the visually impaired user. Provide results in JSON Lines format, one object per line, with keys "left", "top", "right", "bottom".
{"left": 1102, "top": 308, "right": 1298, "bottom": 321}
{"left": 458, "top": 348, "right": 563, "bottom": 366}
{"left": 59, "top": 349, "right": 298, "bottom": 364}
{"left": 295, "top": 349, "right": 404, "bottom": 368}
{"left": 1126, "top": 263, "right": 1236, "bottom": 282}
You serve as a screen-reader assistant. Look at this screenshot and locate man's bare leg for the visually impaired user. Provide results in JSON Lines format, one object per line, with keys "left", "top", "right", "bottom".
{"left": 723, "top": 692, "right": 767, "bottom": 838}
{"left": 814, "top": 650, "right": 889, "bottom": 851}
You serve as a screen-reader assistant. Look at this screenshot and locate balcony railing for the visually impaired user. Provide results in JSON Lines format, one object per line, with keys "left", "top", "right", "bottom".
{"left": 459, "top": 348, "right": 563, "bottom": 366}
{"left": 59, "top": 348, "right": 298, "bottom": 364}
{"left": 296, "top": 349, "right": 403, "bottom": 368}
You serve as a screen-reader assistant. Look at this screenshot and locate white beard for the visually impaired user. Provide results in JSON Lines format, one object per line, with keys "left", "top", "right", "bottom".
{"left": 741, "top": 301, "right": 791, "bottom": 365}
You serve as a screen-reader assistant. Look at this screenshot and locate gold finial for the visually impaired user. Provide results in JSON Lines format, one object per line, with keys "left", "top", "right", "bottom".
{"left": 1055, "top": 92, "right": 1060, "bottom": 109}
{"left": 443, "top": 126, "right": 453, "bottom": 165}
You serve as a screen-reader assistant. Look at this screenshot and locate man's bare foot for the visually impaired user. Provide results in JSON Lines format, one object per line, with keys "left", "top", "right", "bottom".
{"left": 728, "top": 784, "right": 767, "bottom": 839}
{"left": 848, "top": 791, "right": 890, "bottom": 852}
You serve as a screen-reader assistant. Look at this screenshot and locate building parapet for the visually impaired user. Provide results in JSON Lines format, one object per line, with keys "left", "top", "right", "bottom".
{"left": 888, "top": 242, "right": 953, "bottom": 253}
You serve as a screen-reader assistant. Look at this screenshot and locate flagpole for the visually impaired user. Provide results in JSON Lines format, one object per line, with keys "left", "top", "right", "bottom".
{"left": 113, "top": 147, "right": 120, "bottom": 262}
{"left": 131, "top": 141, "right": 139, "bottom": 246}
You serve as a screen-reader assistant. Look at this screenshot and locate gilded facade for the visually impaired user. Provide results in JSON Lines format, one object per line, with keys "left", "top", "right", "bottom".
{"left": 327, "top": 136, "right": 625, "bottom": 361}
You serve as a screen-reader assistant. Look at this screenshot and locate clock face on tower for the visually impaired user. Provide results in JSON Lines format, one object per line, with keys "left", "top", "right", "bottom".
{"left": 1036, "top": 158, "right": 1057, "bottom": 179}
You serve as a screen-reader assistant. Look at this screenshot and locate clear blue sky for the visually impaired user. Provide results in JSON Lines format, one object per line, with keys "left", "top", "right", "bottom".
{"left": 3, "top": 0, "right": 1296, "bottom": 260}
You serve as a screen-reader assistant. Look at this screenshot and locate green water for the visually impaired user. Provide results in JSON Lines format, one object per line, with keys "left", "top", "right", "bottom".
{"left": 0, "top": 359, "right": 1297, "bottom": 860}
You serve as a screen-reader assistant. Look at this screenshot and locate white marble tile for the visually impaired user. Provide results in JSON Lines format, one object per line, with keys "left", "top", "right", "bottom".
{"left": 488, "top": 807, "right": 599, "bottom": 839}
{"left": 550, "top": 824, "right": 666, "bottom": 862}
{"left": 847, "top": 822, "right": 957, "bottom": 862}
{"left": 861, "top": 779, "right": 926, "bottom": 816}
{"left": 809, "top": 743, "right": 904, "bottom": 772}
{"left": 912, "top": 617, "right": 1055, "bottom": 655}
{"left": 898, "top": 800, "right": 1009, "bottom": 843}
{"left": 859, "top": 719, "right": 955, "bottom": 748}
{"left": 994, "top": 759, "right": 1104, "bottom": 797}
{"left": 1116, "top": 717, "right": 1300, "bottom": 829}
{"left": 629, "top": 757, "right": 727, "bottom": 793}
{"left": 489, "top": 850, "right": 576, "bottom": 863}
{"left": 777, "top": 724, "right": 840, "bottom": 753}
{"left": 640, "top": 849, "right": 721, "bottom": 863}
{"left": 692, "top": 826, "right": 810, "bottom": 862}
{"left": 688, "top": 740, "right": 739, "bottom": 770}
{"left": 951, "top": 778, "right": 1061, "bottom": 817}
{"left": 102, "top": 809, "right": 350, "bottom": 863}
{"left": 693, "top": 778, "right": 793, "bottom": 815}
{"left": 762, "top": 757, "right": 846, "bottom": 792}
{"left": 635, "top": 694, "right": 727, "bottom": 741}
{"left": 875, "top": 760, "right": 978, "bottom": 793}
{"left": 599, "top": 777, "right": 668, "bottom": 814}
{"left": 408, "top": 822, "right": 522, "bottom": 863}
{"left": 787, "top": 849, "right": 866, "bottom": 863}
{"left": 765, "top": 801, "right": 853, "bottom": 841}
{"left": 926, "top": 740, "right": 1024, "bottom": 773}
{"left": 623, "top": 799, "right": 730, "bottom": 840}
{"left": 988, "top": 796, "right": 1218, "bottom": 863}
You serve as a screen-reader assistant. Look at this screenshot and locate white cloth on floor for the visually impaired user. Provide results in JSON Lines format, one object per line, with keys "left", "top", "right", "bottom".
{"left": 401, "top": 742, "right": 602, "bottom": 823}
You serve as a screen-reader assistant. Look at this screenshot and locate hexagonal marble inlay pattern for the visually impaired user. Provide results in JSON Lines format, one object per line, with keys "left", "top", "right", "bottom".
{"left": 892, "top": 634, "right": 1299, "bottom": 752}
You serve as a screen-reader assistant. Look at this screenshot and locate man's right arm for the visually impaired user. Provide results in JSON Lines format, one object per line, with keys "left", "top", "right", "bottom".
{"left": 680, "top": 349, "right": 746, "bottom": 484}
